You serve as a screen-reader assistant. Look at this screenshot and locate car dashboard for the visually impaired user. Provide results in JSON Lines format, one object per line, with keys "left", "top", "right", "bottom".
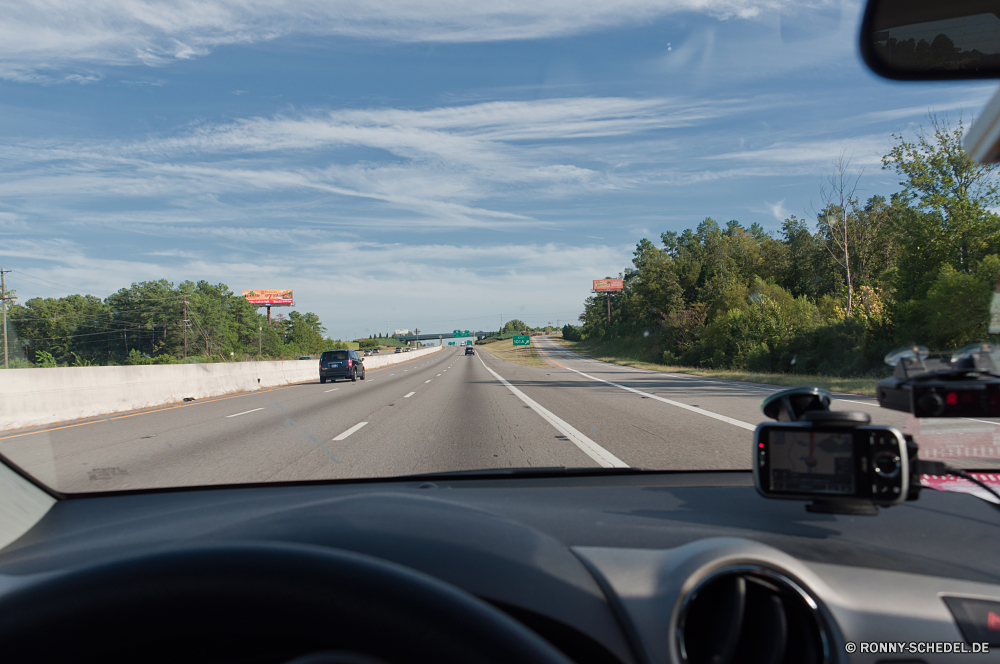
{"left": 0, "top": 471, "right": 998, "bottom": 664}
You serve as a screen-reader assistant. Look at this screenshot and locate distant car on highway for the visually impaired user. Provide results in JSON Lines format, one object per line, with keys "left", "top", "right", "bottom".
{"left": 298, "top": 356, "right": 313, "bottom": 360}
{"left": 363, "top": 350, "right": 372, "bottom": 356}
{"left": 319, "top": 349, "right": 366, "bottom": 383}
{"left": 394, "top": 347, "right": 402, "bottom": 354}
{"left": 465, "top": 346, "right": 475, "bottom": 355}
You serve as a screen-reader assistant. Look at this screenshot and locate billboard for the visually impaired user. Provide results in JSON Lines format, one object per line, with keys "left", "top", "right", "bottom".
{"left": 243, "top": 289, "right": 293, "bottom": 306}
{"left": 593, "top": 279, "right": 623, "bottom": 292}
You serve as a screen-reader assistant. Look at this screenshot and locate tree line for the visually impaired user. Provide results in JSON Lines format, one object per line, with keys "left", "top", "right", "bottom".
{"left": 6, "top": 279, "right": 348, "bottom": 367}
{"left": 564, "top": 116, "right": 1000, "bottom": 377}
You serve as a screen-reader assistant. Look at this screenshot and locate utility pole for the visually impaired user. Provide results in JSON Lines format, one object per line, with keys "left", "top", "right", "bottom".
{"left": 182, "top": 295, "right": 188, "bottom": 359}
{"left": 0, "top": 268, "right": 12, "bottom": 369}
{"left": 606, "top": 292, "right": 611, "bottom": 324}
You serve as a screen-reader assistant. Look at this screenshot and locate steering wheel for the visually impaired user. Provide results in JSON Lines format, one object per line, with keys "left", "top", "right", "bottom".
{"left": 0, "top": 543, "right": 575, "bottom": 664}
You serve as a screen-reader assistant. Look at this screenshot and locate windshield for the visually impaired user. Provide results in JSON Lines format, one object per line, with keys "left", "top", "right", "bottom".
{"left": 3, "top": 1, "right": 1000, "bottom": 494}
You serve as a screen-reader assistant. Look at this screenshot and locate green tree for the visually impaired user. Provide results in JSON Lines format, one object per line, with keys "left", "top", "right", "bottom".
{"left": 280, "top": 311, "right": 326, "bottom": 355}
{"left": 883, "top": 115, "right": 1000, "bottom": 273}
{"left": 9, "top": 294, "right": 113, "bottom": 365}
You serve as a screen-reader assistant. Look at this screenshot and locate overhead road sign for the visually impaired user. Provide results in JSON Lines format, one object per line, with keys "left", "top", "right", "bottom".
{"left": 513, "top": 335, "right": 530, "bottom": 346}
{"left": 400, "top": 331, "right": 486, "bottom": 342}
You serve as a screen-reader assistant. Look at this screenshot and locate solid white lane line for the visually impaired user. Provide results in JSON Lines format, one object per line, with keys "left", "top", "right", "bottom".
{"left": 332, "top": 421, "right": 368, "bottom": 441}
{"left": 404, "top": 392, "right": 416, "bottom": 398}
{"left": 837, "top": 399, "right": 879, "bottom": 407}
{"left": 325, "top": 388, "right": 340, "bottom": 393}
{"left": 534, "top": 342, "right": 791, "bottom": 422}
{"left": 549, "top": 358, "right": 755, "bottom": 432}
{"left": 227, "top": 408, "right": 264, "bottom": 418}
{"left": 476, "top": 355, "right": 627, "bottom": 468}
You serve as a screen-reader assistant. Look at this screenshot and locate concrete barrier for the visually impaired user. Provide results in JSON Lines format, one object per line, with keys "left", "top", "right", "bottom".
{"left": 1, "top": 345, "right": 443, "bottom": 431}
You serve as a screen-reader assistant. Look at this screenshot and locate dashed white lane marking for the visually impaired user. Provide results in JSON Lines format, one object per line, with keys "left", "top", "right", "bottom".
{"left": 404, "top": 392, "right": 416, "bottom": 398}
{"left": 227, "top": 408, "right": 264, "bottom": 418}
{"left": 475, "top": 354, "right": 627, "bottom": 468}
{"left": 324, "top": 388, "right": 340, "bottom": 393}
{"left": 425, "top": 380, "right": 431, "bottom": 383}
{"left": 437, "top": 374, "right": 442, "bottom": 377}
{"left": 332, "top": 421, "right": 368, "bottom": 441}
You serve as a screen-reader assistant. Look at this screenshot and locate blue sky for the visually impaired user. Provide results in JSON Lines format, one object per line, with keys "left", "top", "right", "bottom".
{"left": 1, "top": 0, "right": 997, "bottom": 339}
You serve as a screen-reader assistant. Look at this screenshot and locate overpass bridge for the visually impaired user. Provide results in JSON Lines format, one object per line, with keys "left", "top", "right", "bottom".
{"left": 397, "top": 331, "right": 489, "bottom": 343}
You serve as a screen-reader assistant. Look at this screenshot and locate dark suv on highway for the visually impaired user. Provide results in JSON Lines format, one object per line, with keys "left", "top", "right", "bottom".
{"left": 319, "top": 349, "right": 365, "bottom": 383}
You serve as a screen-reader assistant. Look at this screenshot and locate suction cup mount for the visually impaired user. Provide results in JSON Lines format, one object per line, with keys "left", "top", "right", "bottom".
{"left": 761, "top": 386, "right": 870, "bottom": 426}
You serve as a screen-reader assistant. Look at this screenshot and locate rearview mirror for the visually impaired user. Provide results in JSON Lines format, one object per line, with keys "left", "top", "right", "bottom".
{"left": 860, "top": 0, "right": 1000, "bottom": 80}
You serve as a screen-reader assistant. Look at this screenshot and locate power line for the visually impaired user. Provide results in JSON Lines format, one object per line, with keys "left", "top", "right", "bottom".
{"left": 9, "top": 304, "right": 183, "bottom": 322}
{"left": 10, "top": 270, "right": 85, "bottom": 295}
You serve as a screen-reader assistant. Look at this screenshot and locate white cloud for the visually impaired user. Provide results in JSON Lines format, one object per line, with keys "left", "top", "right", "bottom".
{"left": 763, "top": 199, "right": 787, "bottom": 221}
{"left": 855, "top": 93, "right": 995, "bottom": 125}
{"left": 0, "top": 96, "right": 739, "bottom": 227}
{"left": 706, "top": 135, "right": 888, "bottom": 167}
{"left": 0, "top": 0, "right": 828, "bottom": 81}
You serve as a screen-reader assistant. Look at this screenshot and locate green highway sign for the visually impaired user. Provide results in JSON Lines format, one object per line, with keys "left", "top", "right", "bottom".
{"left": 513, "top": 335, "right": 530, "bottom": 346}
{"left": 448, "top": 342, "right": 455, "bottom": 345}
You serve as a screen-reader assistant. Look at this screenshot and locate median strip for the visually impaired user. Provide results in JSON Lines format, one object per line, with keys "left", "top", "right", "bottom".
{"left": 476, "top": 355, "right": 628, "bottom": 469}
{"left": 332, "top": 422, "right": 368, "bottom": 441}
{"left": 226, "top": 408, "right": 264, "bottom": 418}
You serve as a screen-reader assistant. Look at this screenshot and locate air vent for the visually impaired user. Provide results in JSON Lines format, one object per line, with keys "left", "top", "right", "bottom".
{"left": 677, "top": 566, "right": 828, "bottom": 664}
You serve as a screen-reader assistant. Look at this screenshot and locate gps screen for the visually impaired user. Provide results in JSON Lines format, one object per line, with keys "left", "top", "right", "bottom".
{"left": 769, "top": 430, "right": 855, "bottom": 495}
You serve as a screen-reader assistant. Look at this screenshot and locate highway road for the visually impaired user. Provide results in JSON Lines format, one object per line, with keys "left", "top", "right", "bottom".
{"left": 0, "top": 337, "right": 966, "bottom": 494}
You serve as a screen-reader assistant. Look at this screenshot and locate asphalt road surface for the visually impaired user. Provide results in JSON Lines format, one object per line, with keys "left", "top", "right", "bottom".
{"left": 0, "top": 338, "right": 981, "bottom": 494}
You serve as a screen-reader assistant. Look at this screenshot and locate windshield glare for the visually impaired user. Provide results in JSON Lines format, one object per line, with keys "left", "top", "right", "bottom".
{"left": 2, "top": 1, "right": 1000, "bottom": 493}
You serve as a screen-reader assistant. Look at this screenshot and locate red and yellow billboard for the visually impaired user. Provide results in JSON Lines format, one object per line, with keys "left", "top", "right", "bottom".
{"left": 593, "top": 279, "right": 623, "bottom": 292}
{"left": 243, "top": 289, "right": 293, "bottom": 306}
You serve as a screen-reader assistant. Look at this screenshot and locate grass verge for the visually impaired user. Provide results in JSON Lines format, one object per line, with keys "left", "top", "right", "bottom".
{"left": 551, "top": 339, "right": 878, "bottom": 396}
{"left": 477, "top": 338, "right": 547, "bottom": 368}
